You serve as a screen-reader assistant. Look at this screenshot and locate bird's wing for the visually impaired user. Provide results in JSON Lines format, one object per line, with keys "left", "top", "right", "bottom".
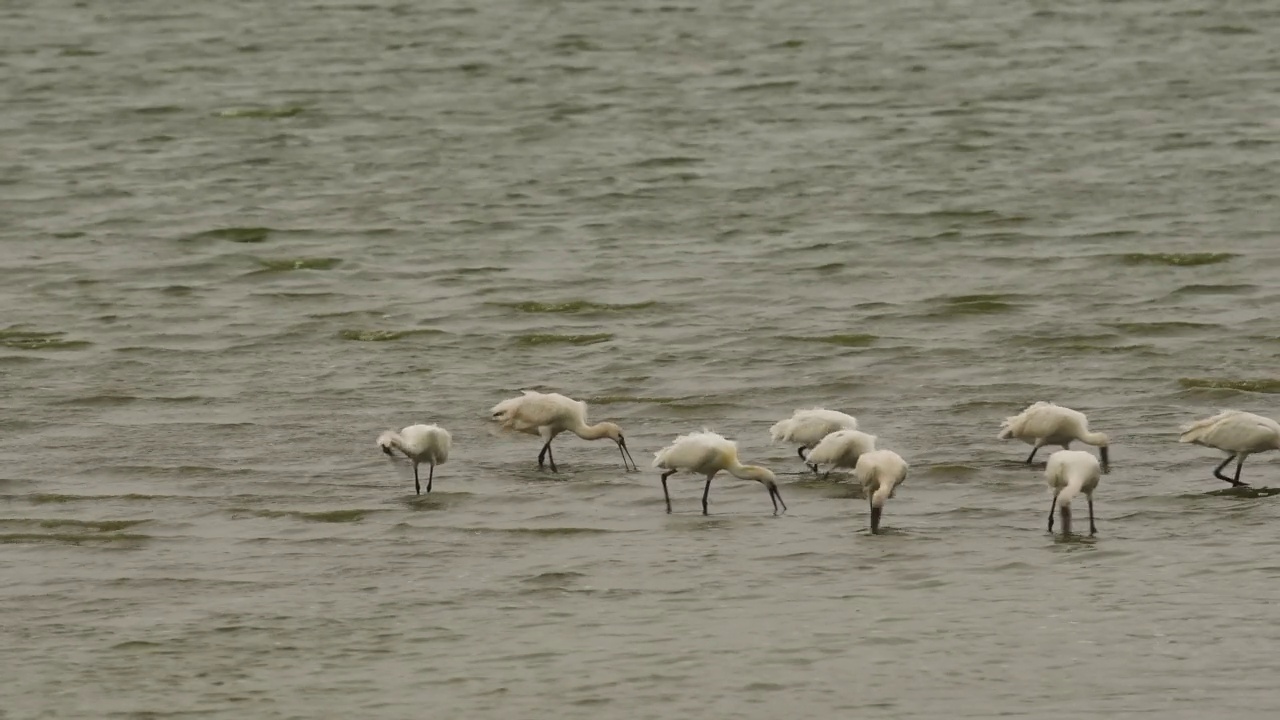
{"left": 492, "top": 391, "right": 578, "bottom": 432}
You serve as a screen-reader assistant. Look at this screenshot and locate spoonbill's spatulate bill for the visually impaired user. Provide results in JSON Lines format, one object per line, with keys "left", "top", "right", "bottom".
{"left": 1045, "top": 449, "right": 1101, "bottom": 535}
{"left": 1179, "top": 410, "right": 1280, "bottom": 487}
{"left": 490, "top": 390, "right": 636, "bottom": 472}
{"left": 805, "top": 429, "right": 878, "bottom": 479}
{"left": 998, "top": 401, "right": 1110, "bottom": 470}
{"left": 377, "top": 424, "right": 452, "bottom": 494}
{"left": 652, "top": 430, "right": 785, "bottom": 515}
{"left": 855, "top": 449, "right": 908, "bottom": 534}
{"left": 769, "top": 407, "right": 859, "bottom": 472}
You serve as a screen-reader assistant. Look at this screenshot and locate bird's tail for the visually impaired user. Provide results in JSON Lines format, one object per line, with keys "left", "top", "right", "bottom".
{"left": 997, "top": 416, "right": 1019, "bottom": 440}
{"left": 1179, "top": 411, "right": 1228, "bottom": 444}
{"left": 768, "top": 418, "right": 791, "bottom": 442}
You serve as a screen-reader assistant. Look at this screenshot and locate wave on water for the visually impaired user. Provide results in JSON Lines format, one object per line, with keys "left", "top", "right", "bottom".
{"left": 214, "top": 105, "right": 307, "bottom": 119}
{"left": 228, "top": 508, "right": 374, "bottom": 523}
{"left": 338, "top": 328, "right": 446, "bottom": 342}
{"left": 0, "top": 328, "right": 91, "bottom": 351}
{"left": 515, "top": 333, "right": 613, "bottom": 346}
{"left": 492, "top": 300, "right": 657, "bottom": 314}
{"left": 251, "top": 257, "right": 342, "bottom": 273}
{"left": 923, "top": 293, "right": 1022, "bottom": 316}
{"left": 783, "top": 334, "right": 878, "bottom": 348}
{"left": 186, "top": 227, "right": 274, "bottom": 243}
{"left": 1178, "top": 378, "right": 1280, "bottom": 394}
{"left": 1116, "top": 252, "right": 1237, "bottom": 267}
{"left": 1105, "top": 321, "right": 1217, "bottom": 335}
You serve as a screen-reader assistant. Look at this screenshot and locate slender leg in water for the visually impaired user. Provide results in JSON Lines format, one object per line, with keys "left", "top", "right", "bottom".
{"left": 1047, "top": 493, "right": 1058, "bottom": 532}
{"left": 702, "top": 476, "right": 713, "bottom": 515}
{"left": 1087, "top": 494, "right": 1096, "bottom": 535}
{"left": 1212, "top": 454, "right": 1246, "bottom": 486}
{"left": 660, "top": 470, "right": 676, "bottom": 513}
{"left": 414, "top": 464, "right": 421, "bottom": 495}
{"left": 1026, "top": 445, "right": 1043, "bottom": 465}
{"left": 537, "top": 441, "right": 559, "bottom": 473}
{"left": 427, "top": 463, "right": 434, "bottom": 493}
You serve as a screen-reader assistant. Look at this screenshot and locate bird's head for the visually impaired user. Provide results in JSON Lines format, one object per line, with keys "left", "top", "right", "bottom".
{"left": 376, "top": 431, "right": 398, "bottom": 456}
{"left": 599, "top": 422, "right": 638, "bottom": 471}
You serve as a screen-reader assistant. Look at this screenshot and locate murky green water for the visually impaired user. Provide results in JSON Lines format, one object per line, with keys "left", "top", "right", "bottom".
{"left": 3, "top": 0, "right": 1280, "bottom": 717}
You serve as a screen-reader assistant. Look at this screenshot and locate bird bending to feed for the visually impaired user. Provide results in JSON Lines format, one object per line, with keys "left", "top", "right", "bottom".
{"left": 377, "top": 424, "right": 451, "bottom": 494}
{"left": 653, "top": 430, "right": 785, "bottom": 515}
{"left": 1179, "top": 410, "right": 1280, "bottom": 487}
{"left": 770, "top": 407, "right": 859, "bottom": 472}
{"left": 1045, "top": 449, "right": 1101, "bottom": 535}
{"left": 805, "top": 429, "right": 878, "bottom": 479}
{"left": 491, "top": 390, "right": 637, "bottom": 473}
{"left": 998, "top": 401, "right": 1110, "bottom": 470}
{"left": 855, "top": 449, "right": 908, "bottom": 534}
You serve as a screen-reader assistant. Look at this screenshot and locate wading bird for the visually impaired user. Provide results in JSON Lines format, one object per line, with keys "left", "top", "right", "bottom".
{"left": 1179, "top": 410, "right": 1280, "bottom": 487}
{"left": 805, "top": 429, "right": 878, "bottom": 479}
{"left": 377, "top": 424, "right": 452, "bottom": 494}
{"left": 653, "top": 430, "right": 785, "bottom": 515}
{"left": 856, "top": 449, "right": 908, "bottom": 534}
{"left": 1045, "top": 449, "right": 1101, "bottom": 535}
{"left": 491, "top": 390, "right": 636, "bottom": 473}
{"left": 998, "top": 401, "right": 1110, "bottom": 470}
{"left": 770, "top": 407, "right": 859, "bottom": 472}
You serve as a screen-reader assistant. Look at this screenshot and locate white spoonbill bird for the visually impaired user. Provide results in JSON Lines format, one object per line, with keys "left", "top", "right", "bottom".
{"left": 377, "top": 424, "right": 452, "bottom": 494}
{"left": 805, "top": 429, "right": 878, "bottom": 479}
{"left": 770, "top": 407, "right": 859, "bottom": 472}
{"left": 1045, "top": 449, "right": 1101, "bottom": 535}
{"left": 855, "top": 449, "right": 908, "bottom": 534}
{"left": 1179, "top": 410, "right": 1280, "bottom": 487}
{"left": 491, "top": 390, "right": 637, "bottom": 473}
{"left": 998, "top": 402, "right": 1110, "bottom": 470}
{"left": 653, "top": 430, "right": 785, "bottom": 515}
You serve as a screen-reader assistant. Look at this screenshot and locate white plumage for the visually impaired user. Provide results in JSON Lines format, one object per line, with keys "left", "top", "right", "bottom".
{"left": 377, "top": 424, "right": 452, "bottom": 495}
{"left": 997, "top": 401, "right": 1110, "bottom": 469}
{"left": 855, "top": 449, "right": 908, "bottom": 534}
{"left": 491, "top": 390, "right": 636, "bottom": 472}
{"left": 769, "top": 407, "right": 859, "bottom": 471}
{"left": 1045, "top": 449, "right": 1101, "bottom": 535}
{"left": 653, "top": 430, "right": 785, "bottom": 515}
{"left": 804, "top": 429, "right": 878, "bottom": 478}
{"left": 1179, "top": 410, "right": 1280, "bottom": 487}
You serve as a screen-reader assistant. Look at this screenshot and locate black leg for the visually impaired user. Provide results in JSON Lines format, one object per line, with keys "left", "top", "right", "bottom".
{"left": 427, "top": 463, "right": 434, "bottom": 493}
{"left": 808, "top": 463, "right": 820, "bottom": 474}
{"left": 547, "top": 443, "right": 558, "bottom": 473}
{"left": 661, "top": 470, "right": 676, "bottom": 513}
{"left": 1212, "top": 454, "right": 1246, "bottom": 486}
{"left": 702, "top": 476, "right": 713, "bottom": 515}
{"left": 1047, "top": 493, "right": 1057, "bottom": 532}
{"left": 1087, "top": 494, "right": 1096, "bottom": 535}
{"left": 413, "top": 464, "right": 421, "bottom": 495}
{"left": 770, "top": 484, "right": 786, "bottom": 514}
{"left": 822, "top": 469, "right": 830, "bottom": 480}
{"left": 538, "top": 442, "right": 549, "bottom": 468}
{"left": 797, "top": 447, "right": 808, "bottom": 462}
{"left": 1026, "top": 445, "right": 1042, "bottom": 464}
{"left": 1233, "top": 455, "right": 1247, "bottom": 486}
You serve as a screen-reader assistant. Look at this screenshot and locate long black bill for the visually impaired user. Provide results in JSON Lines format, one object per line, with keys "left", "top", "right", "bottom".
{"left": 618, "top": 439, "right": 638, "bottom": 472}
{"left": 870, "top": 505, "right": 882, "bottom": 534}
{"left": 1099, "top": 446, "right": 1110, "bottom": 473}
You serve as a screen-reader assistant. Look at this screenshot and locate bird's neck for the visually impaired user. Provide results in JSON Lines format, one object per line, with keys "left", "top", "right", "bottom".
{"left": 573, "top": 422, "right": 609, "bottom": 440}
{"left": 728, "top": 462, "right": 766, "bottom": 484}
{"left": 1081, "top": 431, "right": 1106, "bottom": 446}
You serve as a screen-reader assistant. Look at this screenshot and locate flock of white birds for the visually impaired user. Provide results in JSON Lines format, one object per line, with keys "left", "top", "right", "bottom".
{"left": 376, "top": 390, "right": 1280, "bottom": 535}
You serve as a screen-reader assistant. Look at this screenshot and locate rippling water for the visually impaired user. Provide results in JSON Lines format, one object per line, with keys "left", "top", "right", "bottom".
{"left": 4, "top": 0, "right": 1280, "bottom": 717}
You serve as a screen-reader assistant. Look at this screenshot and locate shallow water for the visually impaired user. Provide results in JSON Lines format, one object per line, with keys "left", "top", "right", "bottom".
{"left": 3, "top": 0, "right": 1280, "bottom": 717}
